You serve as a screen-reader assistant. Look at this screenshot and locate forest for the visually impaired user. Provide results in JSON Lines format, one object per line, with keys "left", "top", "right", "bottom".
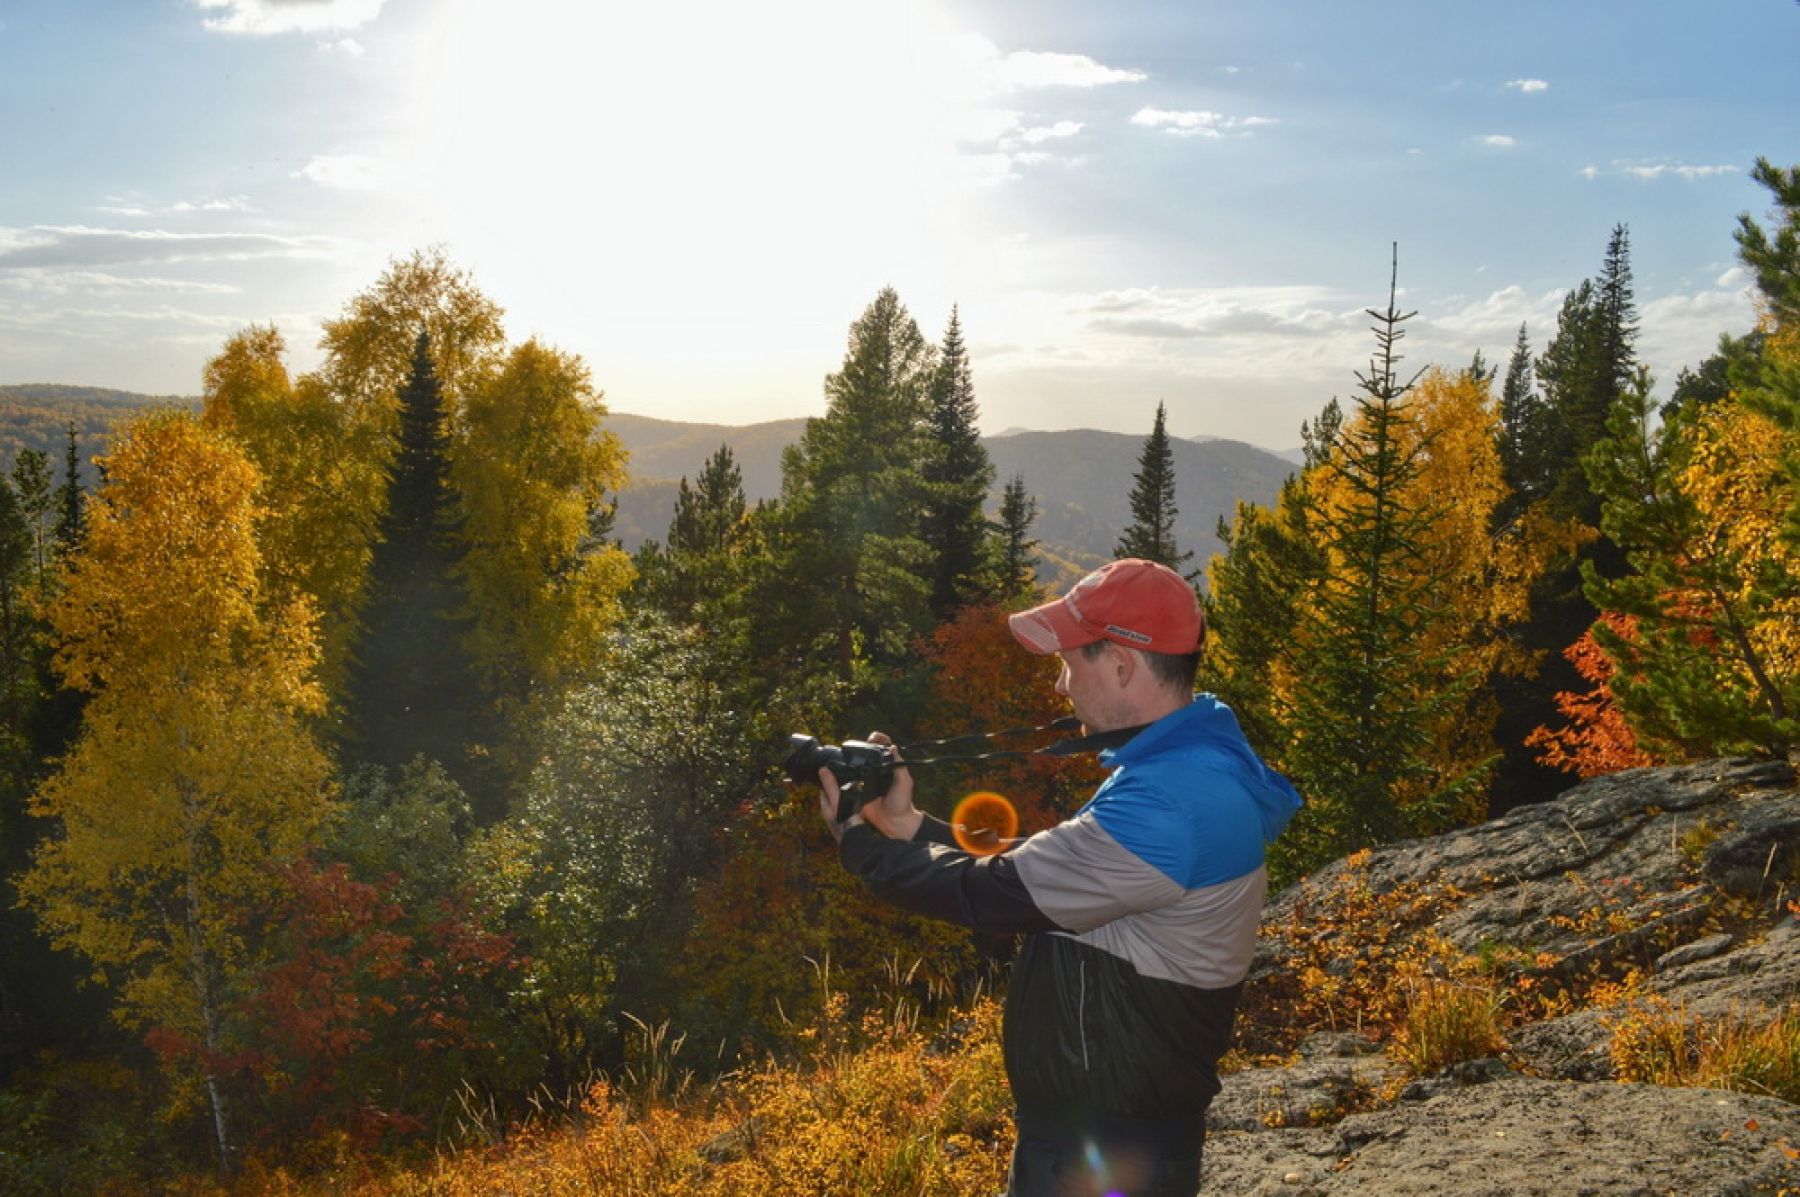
{"left": 0, "top": 158, "right": 1795, "bottom": 1193}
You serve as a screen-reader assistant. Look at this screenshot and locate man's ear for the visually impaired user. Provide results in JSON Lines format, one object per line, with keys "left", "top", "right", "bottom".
{"left": 1109, "top": 642, "right": 1137, "bottom": 688}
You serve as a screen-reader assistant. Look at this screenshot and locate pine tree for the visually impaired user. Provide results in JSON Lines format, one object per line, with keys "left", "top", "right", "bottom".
{"left": 759, "top": 288, "right": 937, "bottom": 691}
{"left": 1497, "top": 323, "right": 1550, "bottom": 517}
{"left": 642, "top": 443, "right": 752, "bottom": 622}
{"left": 921, "top": 307, "right": 997, "bottom": 618}
{"left": 10, "top": 449, "right": 52, "bottom": 587}
{"left": 671, "top": 444, "right": 748, "bottom": 559}
{"left": 341, "top": 333, "right": 497, "bottom": 818}
{"left": 995, "top": 472, "right": 1040, "bottom": 600}
{"left": 1116, "top": 401, "right": 1193, "bottom": 574}
{"left": 1581, "top": 376, "right": 1798, "bottom": 756}
{"left": 1275, "top": 251, "right": 1482, "bottom": 875}
{"left": 1491, "top": 229, "right": 1642, "bottom": 814}
{"left": 52, "top": 421, "right": 86, "bottom": 558}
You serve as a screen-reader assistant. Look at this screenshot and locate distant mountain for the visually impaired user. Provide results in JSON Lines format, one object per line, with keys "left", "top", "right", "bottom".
{"left": 0, "top": 390, "right": 1297, "bottom": 587}
{"left": 608, "top": 412, "right": 1295, "bottom": 587}
{"left": 983, "top": 430, "right": 1294, "bottom": 585}
{"left": 0, "top": 384, "right": 197, "bottom": 484}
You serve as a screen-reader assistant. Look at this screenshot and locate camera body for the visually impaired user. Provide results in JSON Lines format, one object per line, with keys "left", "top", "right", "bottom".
{"left": 784, "top": 734, "right": 896, "bottom": 822}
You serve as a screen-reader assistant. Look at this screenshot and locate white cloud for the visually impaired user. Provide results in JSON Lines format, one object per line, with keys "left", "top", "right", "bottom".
{"left": 1641, "top": 284, "right": 1759, "bottom": 378}
{"left": 294, "top": 154, "right": 390, "bottom": 189}
{"left": 98, "top": 195, "right": 254, "bottom": 217}
{"left": 1624, "top": 162, "right": 1738, "bottom": 181}
{"left": 1083, "top": 285, "right": 1349, "bottom": 341}
{"left": 989, "top": 48, "right": 1145, "bottom": 90}
{"left": 1580, "top": 164, "right": 1600, "bottom": 180}
{"left": 1716, "top": 266, "right": 1750, "bottom": 289}
{"left": 1481, "top": 134, "right": 1516, "bottom": 147}
{"left": 1130, "top": 108, "right": 1275, "bottom": 138}
{"left": 1020, "top": 120, "right": 1083, "bottom": 144}
{"left": 0, "top": 270, "right": 241, "bottom": 296}
{"left": 945, "top": 34, "right": 1145, "bottom": 94}
{"left": 318, "top": 36, "right": 365, "bottom": 55}
{"left": 0, "top": 225, "right": 332, "bottom": 269}
{"left": 1505, "top": 78, "right": 1549, "bottom": 93}
{"left": 193, "top": 0, "right": 384, "bottom": 35}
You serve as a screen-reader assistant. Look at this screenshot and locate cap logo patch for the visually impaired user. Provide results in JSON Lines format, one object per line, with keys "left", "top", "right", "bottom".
{"left": 1105, "top": 624, "right": 1152, "bottom": 645}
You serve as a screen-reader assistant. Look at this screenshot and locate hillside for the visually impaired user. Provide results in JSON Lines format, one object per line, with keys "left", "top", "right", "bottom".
{"left": 609, "top": 411, "right": 1296, "bottom": 584}
{"left": 0, "top": 384, "right": 197, "bottom": 485}
{"left": 0, "top": 390, "right": 1297, "bottom": 584}
{"left": 237, "top": 758, "right": 1800, "bottom": 1195}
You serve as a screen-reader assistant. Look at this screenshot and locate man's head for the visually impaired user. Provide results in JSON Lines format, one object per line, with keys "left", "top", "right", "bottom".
{"left": 1007, "top": 559, "right": 1203, "bottom": 730}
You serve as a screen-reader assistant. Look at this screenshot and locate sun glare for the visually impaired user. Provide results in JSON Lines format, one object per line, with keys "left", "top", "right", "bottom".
{"left": 423, "top": 3, "right": 962, "bottom": 333}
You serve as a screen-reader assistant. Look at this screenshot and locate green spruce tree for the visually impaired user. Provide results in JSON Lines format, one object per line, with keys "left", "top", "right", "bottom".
{"left": 1275, "top": 252, "right": 1481, "bottom": 876}
{"left": 995, "top": 472, "right": 1040, "bottom": 600}
{"left": 1116, "top": 401, "right": 1193, "bottom": 575}
{"left": 921, "top": 307, "right": 997, "bottom": 618}
{"left": 757, "top": 288, "right": 937, "bottom": 697}
{"left": 342, "top": 332, "right": 499, "bottom": 818}
{"left": 53, "top": 422, "right": 86, "bottom": 558}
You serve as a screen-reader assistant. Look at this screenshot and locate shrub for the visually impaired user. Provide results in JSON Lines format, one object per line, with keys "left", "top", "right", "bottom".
{"left": 1393, "top": 979, "right": 1508, "bottom": 1074}
{"left": 1609, "top": 997, "right": 1800, "bottom": 1102}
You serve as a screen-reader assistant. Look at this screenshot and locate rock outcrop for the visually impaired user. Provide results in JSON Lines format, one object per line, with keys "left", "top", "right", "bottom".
{"left": 1206, "top": 758, "right": 1800, "bottom": 1195}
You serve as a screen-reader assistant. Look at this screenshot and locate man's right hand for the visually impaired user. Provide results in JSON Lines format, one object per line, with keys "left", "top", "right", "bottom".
{"left": 838, "top": 731, "right": 922, "bottom": 841}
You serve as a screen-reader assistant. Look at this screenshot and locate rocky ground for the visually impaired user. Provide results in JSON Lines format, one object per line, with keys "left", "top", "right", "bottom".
{"left": 1204, "top": 758, "right": 1800, "bottom": 1196}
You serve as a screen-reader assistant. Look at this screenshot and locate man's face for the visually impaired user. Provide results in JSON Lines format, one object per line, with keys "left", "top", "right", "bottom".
{"left": 1055, "top": 642, "right": 1129, "bottom": 733}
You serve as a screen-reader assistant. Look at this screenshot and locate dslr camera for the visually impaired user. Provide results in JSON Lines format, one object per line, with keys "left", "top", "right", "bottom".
{"left": 783, "top": 734, "right": 898, "bottom": 822}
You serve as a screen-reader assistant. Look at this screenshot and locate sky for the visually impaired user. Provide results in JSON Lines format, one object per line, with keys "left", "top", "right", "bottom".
{"left": 0, "top": 0, "right": 1794, "bottom": 451}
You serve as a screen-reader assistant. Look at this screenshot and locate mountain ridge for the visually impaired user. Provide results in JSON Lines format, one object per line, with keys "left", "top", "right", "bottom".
{"left": 0, "top": 388, "right": 1296, "bottom": 585}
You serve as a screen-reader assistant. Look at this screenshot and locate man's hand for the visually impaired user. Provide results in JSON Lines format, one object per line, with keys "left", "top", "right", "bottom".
{"left": 817, "top": 731, "right": 923, "bottom": 842}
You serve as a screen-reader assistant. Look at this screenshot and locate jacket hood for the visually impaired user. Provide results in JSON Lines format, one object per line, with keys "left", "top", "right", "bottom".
{"left": 1103, "top": 694, "right": 1302, "bottom": 843}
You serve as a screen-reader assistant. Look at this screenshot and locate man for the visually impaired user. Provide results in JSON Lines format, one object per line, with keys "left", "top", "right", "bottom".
{"left": 819, "top": 558, "right": 1301, "bottom": 1197}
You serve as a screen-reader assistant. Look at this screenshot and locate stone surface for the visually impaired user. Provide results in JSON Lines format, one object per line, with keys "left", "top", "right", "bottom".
{"left": 1205, "top": 759, "right": 1800, "bottom": 1196}
{"left": 1206, "top": 1077, "right": 1800, "bottom": 1196}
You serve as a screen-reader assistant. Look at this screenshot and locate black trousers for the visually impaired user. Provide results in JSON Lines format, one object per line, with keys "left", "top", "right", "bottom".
{"left": 1005, "top": 1115, "right": 1204, "bottom": 1197}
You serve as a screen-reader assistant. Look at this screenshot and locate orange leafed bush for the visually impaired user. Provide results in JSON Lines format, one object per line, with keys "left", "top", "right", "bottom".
{"left": 1527, "top": 613, "right": 1656, "bottom": 778}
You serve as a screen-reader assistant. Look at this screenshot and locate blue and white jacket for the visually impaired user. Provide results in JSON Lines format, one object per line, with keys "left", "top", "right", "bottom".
{"left": 840, "top": 695, "right": 1301, "bottom": 1128}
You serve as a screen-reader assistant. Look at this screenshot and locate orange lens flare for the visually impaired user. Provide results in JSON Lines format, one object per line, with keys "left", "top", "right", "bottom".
{"left": 951, "top": 791, "right": 1018, "bottom": 856}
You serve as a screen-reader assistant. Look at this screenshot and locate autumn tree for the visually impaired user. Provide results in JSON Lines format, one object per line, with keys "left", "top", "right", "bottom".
{"left": 1116, "top": 401, "right": 1193, "bottom": 575}
{"left": 1525, "top": 614, "right": 1655, "bottom": 777}
{"left": 454, "top": 338, "right": 634, "bottom": 761}
{"left": 916, "top": 601, "right": 1106, "bottom": 831}
{"left": 1733, "top": 159, "right": 1800, "bottom": 545}
{"left": 20, "top": 412, "right": 333, "bottom": 1175}
{"left": 201, "top": 325, "right": 373, "bottom": 690}
{"left": 1581, "top": 377, "right": 1800, "bottom": 756}
{"left": 921, "top": 307, "right": 997, "bottom": 618}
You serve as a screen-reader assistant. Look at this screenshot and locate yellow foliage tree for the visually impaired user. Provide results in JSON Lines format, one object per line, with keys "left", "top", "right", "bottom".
{"left": 199, "top": 255, "right": 635, "bottom": 795}
{"left": 1286, "top": 368, "right": 1580, "bottom": 829}
{"left": 1398, "top": 368, "right": 1587, "bottom": 792}
{"left": 454, "top": 339, "right": 635, "bottom": 718}
{"left": 200, "top": 326, "right": 376, "bottom": 693}
{"left": 19, "top": 411, "right": 334, "bottom": 1174}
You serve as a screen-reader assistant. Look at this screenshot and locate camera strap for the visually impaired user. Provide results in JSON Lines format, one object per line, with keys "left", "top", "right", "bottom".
{"left": 897, "top": 721, "right": 1147, "bottom": 770}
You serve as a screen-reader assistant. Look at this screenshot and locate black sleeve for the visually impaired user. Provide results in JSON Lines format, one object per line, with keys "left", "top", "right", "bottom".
{"left": 913, "top": 813, "right": 959, "bottom": 848}
{"left": 839, "top": 823, "right": 1068, "bottom": 935}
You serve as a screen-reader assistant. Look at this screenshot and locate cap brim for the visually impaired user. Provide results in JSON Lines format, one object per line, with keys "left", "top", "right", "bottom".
{"left": 1007, "top": 599, "right": 1095, "bottom": 655}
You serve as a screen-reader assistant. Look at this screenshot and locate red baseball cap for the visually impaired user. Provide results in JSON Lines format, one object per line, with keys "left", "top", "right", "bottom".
{"left": 1008, "top": 558, "right": 1203, "bottom": 655}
